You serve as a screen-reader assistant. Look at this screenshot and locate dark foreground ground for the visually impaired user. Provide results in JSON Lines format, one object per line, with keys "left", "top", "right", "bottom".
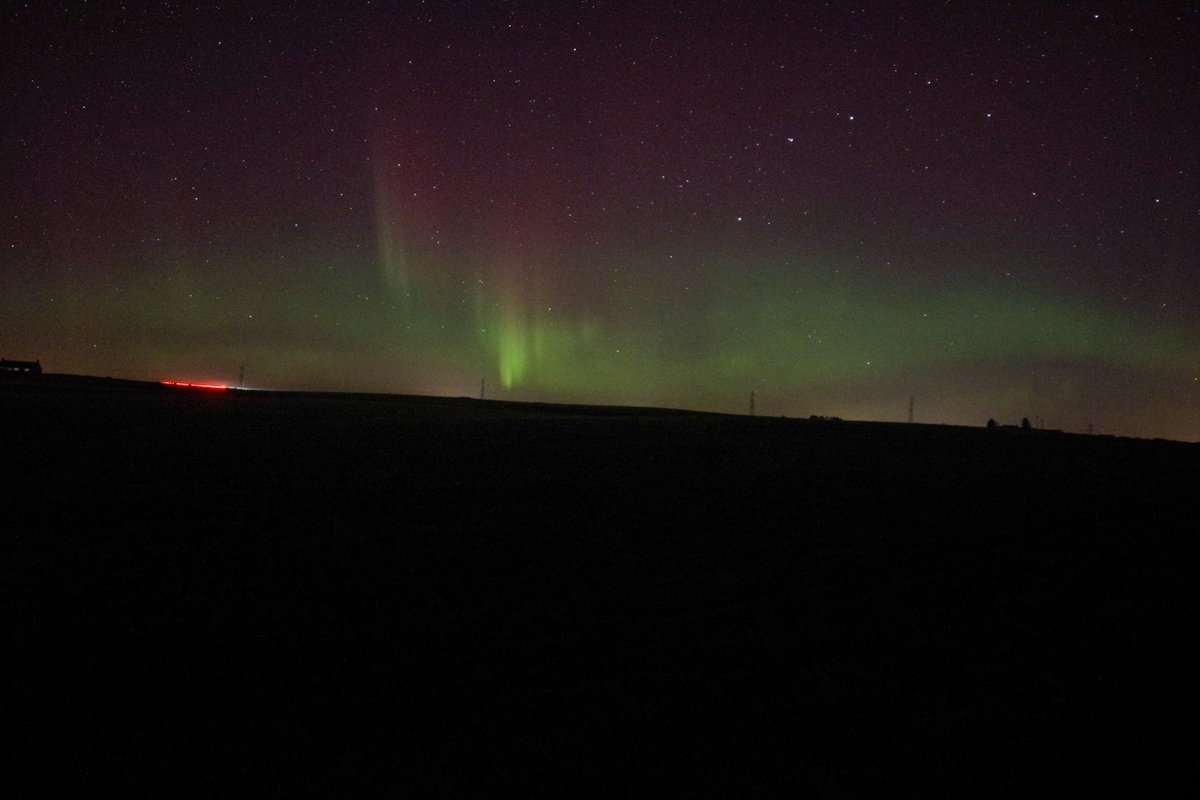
{"left": 4, "top": 376, "right": 1198, "bottom": 795}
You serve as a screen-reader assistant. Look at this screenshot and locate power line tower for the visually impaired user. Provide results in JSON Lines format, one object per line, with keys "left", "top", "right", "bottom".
{"left": 908, "top": 395, "right": 914, "bottom": 424}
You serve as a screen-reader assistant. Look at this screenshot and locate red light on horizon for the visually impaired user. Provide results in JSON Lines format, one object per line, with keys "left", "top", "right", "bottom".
{"left": 161, "top": 380, "right": 229, "bottom": 391}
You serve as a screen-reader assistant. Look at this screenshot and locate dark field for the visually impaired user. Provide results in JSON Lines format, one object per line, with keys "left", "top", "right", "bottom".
{"left": 5, "top": 377, "right": 1197, "bottom": 795}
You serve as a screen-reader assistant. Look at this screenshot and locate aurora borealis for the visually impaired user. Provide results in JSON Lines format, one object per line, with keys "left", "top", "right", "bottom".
{"left": 3, "top": 3, "right": 1197, "bottom": 439}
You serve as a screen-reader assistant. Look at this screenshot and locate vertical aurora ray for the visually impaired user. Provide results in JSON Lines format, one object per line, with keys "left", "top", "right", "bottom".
{"left": 469, "top": 269, "right": 608, "bottom": 392}
{"left": 371, "top": 153, "right": 412, "bottom": 312}
{"left": 496, "top": 301, "right": 529, "bottom": 388}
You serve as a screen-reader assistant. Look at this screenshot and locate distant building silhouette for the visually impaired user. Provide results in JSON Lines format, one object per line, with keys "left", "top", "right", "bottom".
{"left": 0, "top": 358, "right": 41, "bottom": 375}
{"left": 987, "top": 416, "right": 1061, "bottom": 434}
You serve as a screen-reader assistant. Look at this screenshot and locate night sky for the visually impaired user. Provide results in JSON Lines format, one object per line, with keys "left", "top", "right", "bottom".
{"left": 3, "top": 2, "right": 1197, "bottom": 440}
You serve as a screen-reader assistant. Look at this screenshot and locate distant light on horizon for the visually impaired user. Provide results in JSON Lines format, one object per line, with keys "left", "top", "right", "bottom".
{"left": 161, "top": 381, "right": 229, "bottom": 391}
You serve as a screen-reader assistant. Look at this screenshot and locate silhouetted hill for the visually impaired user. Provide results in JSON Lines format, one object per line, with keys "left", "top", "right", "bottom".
{"left": 5, "top": 378, "right": 1196, "bottom": 795}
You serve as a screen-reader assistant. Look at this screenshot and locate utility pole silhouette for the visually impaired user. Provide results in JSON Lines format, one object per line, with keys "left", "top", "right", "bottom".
{"left": 749, "top": 391, "right": 756, "bottom": 416}
{"left": 908, "top": 395, "right": 914, "bottom": 424}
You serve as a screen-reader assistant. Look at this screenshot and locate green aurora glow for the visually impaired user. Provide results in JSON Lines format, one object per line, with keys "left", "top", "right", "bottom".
{"left": 4, "top": 229, "right": 1197, "bottom": 439}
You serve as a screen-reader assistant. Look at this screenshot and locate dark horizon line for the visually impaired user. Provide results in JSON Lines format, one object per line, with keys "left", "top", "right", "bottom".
{"left": 4, "top": 368, "right": 1195, "bottom": 446}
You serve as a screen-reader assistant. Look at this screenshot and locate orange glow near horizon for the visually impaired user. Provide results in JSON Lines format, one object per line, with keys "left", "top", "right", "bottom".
{"left": 160, "top": 380, "right": 229, "bottom": 391}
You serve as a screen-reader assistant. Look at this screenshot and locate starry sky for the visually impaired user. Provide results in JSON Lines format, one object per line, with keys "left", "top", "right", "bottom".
{"left": 3, "top": 2, "right": 1198, "bottom": 439}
